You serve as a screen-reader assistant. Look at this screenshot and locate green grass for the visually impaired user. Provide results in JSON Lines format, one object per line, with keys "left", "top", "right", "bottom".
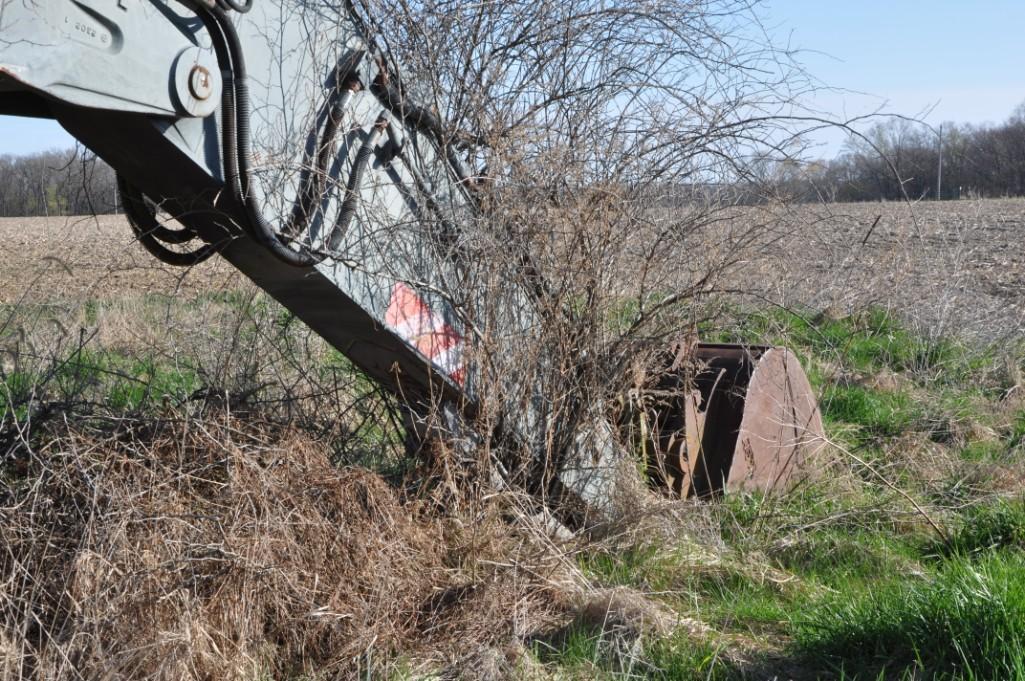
{"left": 715, "top": 487, "right": 926, "bottom": 585}
{"left": 1008, "top": 410, "right": 1025, "bottom": 451}
{"left": 718, "top": 307, "right": 986, "bottom": 381}
{"left": 959, "top": 439, "right": 1005, "bottom": 462}
{"left": 935, "top": 500, "right": 1025, "bottom": 558}
{"left": 643, "top": 633, "right": 738, "bottom": 680}
{"left": 795, "top": 553, "right": 1025, "bottom": 680}
{"left": 820, "top": 383, "right": 920, "bottom": 438}
{"left": 533, "top": 621, "right": 738, "bottom": 680}
{"left": 2, "top": 349, "right": 201, "bottom": 417}
{"left": 534, "top": 622, "right": 609, "bottom": 670}
{"left": 58, "top": 350, "right": 200, "bottom": 411}
{"left": 538, "top": 306, "right": 1025, "bottom": 680}
{"left": 576, "top": 497, "right": 1025, "bottom": 679}
{"left": 0, "top": 369, "right": 36, "bottom": 421}
{"left": 772, "top": 526, "right": 921, "bottom": 587}
{"left": 580, "top": 541, "right": 794, "bottom": 636}
{"left": 581, "top": 546, "right": 665, "bottom": 589}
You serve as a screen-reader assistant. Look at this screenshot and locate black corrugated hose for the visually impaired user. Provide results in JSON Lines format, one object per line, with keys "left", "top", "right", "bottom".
{"left": 182, "top": 0, "right": 476, "bottom": 267}
{"left": 285, "top": 57, "right": 364, "bottom": 237}
{"left": 118, "top": 174, "right": 219, "bottom": 266}
{"left": 207, "top": 5, "right": 325, "bottom": 267}
{"left": 328, "top": 115, "right": 385, "bottom": 251}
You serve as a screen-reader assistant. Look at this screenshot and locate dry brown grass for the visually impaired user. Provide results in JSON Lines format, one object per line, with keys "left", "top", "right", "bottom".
{"left": 0, "top": 413, "right": 585, "bottom": 680}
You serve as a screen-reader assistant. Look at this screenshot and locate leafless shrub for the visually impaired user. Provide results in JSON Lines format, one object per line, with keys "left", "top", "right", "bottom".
{"left": 333, "top": 0, "right": 819, "bottom": 513}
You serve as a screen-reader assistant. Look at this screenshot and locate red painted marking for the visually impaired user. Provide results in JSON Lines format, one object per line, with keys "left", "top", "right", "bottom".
{"left": 385, "top": 283, "right": 465, "bottom": 385}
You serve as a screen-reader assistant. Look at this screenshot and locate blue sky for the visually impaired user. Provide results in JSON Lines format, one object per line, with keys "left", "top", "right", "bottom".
{"left": 765, "top": 0, "right": 1025, "bottom": 154}
{"left": 2, "top": 1, "right": 1024, "bottom": 157}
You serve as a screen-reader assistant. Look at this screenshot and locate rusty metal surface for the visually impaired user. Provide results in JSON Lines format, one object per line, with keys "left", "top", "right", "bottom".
{"left": 693, "top": 344, "right": 823, "bottom": 496}
{"left": 725, "top": 347, "right": 824, "bottom": 493}
{"left": 648, "top": 343, "right": 824, "bottom": 498}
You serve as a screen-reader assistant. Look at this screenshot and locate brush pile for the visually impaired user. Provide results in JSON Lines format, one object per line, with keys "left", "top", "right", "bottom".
{"left": 0, "top": 414, "right": 574, "bottom": 679}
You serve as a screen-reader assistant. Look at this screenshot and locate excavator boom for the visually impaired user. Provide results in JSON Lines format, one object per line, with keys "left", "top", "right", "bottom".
{"left": 2, "top": 1, "right": 473, "bottom": 403}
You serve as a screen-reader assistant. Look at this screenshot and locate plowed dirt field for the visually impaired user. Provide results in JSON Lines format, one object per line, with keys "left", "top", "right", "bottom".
{"left": 0, "top": 214, "right": 237, "bottom": 304}
{"left": 3, "top": 200, "right": 1023, "bottom": 341}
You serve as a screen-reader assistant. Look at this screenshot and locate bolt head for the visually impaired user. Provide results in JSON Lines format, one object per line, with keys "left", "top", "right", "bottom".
{"left": 188, "top": 66, "right": 213, "bottom": 101}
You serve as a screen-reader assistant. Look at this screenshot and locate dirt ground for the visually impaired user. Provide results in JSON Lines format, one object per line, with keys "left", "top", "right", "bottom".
{"left": 3, "top": 199, "right": 1024, "bottom": 342}
{"left": 729, "top": 198, "right": 1025, "bottom": 343}
{"left": 0, "top": 214, "right": 238, "bottom": 304}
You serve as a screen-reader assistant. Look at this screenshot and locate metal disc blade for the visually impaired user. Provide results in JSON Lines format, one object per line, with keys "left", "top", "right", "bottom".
{"left": 726, "top": 347, "right": 824, "bottom": 493}
{"left": 688, "top": 344, "right": 824, "bottom": 496}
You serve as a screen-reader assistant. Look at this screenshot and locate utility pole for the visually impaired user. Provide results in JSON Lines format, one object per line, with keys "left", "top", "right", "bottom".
{"left": 936, "top": 123, "right": 943, "bottom": 201}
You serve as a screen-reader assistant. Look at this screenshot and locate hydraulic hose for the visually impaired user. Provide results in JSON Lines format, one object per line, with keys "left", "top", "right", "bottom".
{"left": 215, "top": 0, "right": 252, "bottom": 13}
{"left": 286, "top": 84, "right": 358, "bottom": 237}
{"left": 129, "top": 204, "right": 200, "bottom": 245}
{"left": 184, "top": 1, "right": 470, "bottom": 267}
{"left": 118, "top": 174, "right": 219, "bottom": 267}
{"left": 328, "top": 116, "right": 385, "bottom": 251}
{"left": 177, "top": 2, "right": 340, "bottom": 266}
{"left": 371, "top": 77, "right": 475, "bottom": 185}
{"left": 371, "top": 78, "right": 445, "bottom": 139}
{"left": 207, "top": 6, "right": 325, "bottom": 267}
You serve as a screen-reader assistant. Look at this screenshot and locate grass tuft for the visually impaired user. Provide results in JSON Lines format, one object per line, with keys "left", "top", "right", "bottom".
{"left": 534, "top": 619, "right": 738, "bottom": 680}
{"left": 795, "top": 553, "right": 1025, "bottom": 680}
{"left": 644, "top": 632, "right": 738, "bottom": 681}
{"left": 820, "top": 383, "right": 919, "bottom": 438}
{"left": 936, "top": 500, "right": 1025, "bottom": 558}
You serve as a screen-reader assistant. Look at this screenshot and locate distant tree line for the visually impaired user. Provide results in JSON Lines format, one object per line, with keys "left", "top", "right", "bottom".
{"left": 0, "top": 148, "right": 118, "bottom": 217}
{"left": 5, "top": 102, "right": 1025, "bottom": 214}
{"left": 769, "top": 103, "right": 1025, "bottom": 203}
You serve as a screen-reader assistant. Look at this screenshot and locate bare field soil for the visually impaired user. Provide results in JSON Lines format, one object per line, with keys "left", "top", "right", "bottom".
{"left": 0, "top": 214, "right": 238, "bottom": 304}
{"left": 741, "top": 198, "right": 1025, "bottom": 342}
{"left": 3, "top": 199, "right": 1024, "bottom": 342}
